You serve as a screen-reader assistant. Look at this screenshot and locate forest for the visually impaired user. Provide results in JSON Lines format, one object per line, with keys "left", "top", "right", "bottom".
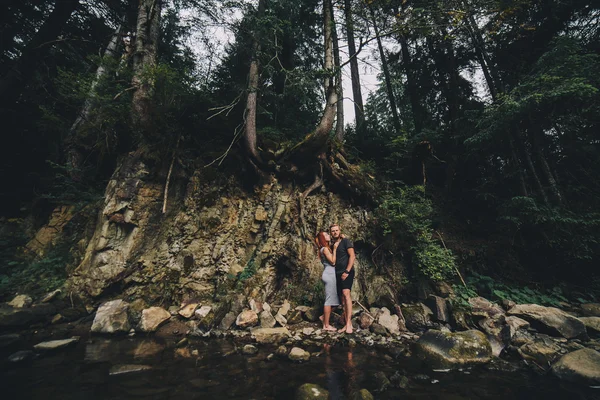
{"left": 0, "top": 0, "right": 599, "bottom": 304}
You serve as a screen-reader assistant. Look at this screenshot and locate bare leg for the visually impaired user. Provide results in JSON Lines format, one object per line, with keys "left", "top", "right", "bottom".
{"left": 323, "top": 305, "right": 336, "bottom": 331}
{"left": 342, "top": 289, "right": 353, "bottom": 333}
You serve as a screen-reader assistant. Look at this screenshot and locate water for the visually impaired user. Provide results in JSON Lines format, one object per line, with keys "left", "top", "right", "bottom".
{"left": 2, "top": 335, "right": 599, "bottom": 399}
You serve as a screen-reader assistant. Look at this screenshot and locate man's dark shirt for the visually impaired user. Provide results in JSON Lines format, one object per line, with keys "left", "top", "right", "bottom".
{"left": 334, "top": 238, "right": 354, "bottom": 274}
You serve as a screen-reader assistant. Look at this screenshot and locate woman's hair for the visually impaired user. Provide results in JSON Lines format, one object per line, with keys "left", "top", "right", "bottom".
{"left": 315, "top": 231, "right": 329, "bottom": 249}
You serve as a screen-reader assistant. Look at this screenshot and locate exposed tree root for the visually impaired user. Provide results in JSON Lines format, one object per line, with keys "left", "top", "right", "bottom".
{"left": 298, "top": 162, "right": 324, "bottom": 241}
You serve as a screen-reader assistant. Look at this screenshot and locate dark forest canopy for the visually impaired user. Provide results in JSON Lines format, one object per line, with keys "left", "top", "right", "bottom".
{"left": 0, "top": 0, "right": 599, "bottom": 296}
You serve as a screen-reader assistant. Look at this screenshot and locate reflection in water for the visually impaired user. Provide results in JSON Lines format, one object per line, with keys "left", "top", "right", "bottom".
{"left": 323, "top": 343, "right": 359, "bottom": 400}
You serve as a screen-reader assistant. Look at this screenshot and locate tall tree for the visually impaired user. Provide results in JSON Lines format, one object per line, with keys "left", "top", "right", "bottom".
{"left": 343, "top": 0, "right": 365, "bottom": 140}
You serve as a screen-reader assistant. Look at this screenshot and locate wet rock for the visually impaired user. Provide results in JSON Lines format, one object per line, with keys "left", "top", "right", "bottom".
{"left": 0, "top": 333, "right": 21, "bottom": 348}
{"left": 401, "top": 303, "right": 432, "bottom": 332}
{"left": 139, "top": 307, "right": 171, "bottom": 332}
{"left": 33, "top": 337, "right": 79, "bottom": 351}
{"left": 518, "top": 340, "right": 560, "bottom": 366}
{"left": 8, "top": 294, "right": 33, "bottom": 308}
{"left": 370, "top": 323, "right": 388, "bottom": 336}
{"left": 51, "top": 314, "right": 64, "bottom": 324}
{"left": 236, "top": 309, "right": 258, "bottom": 328}
{"left": 251, "top": 327, "right": 291, "bottom": 344}
{"left": 0, "top": 303, "right": 55, "bottom": 327}
{"left": 91, "top": 300, "right": 131, "bottom": 334}
{"left": 579, "top": 317, "right": 600, "bottom": 335}
{"left": 552, "top": 348, "right": 600, "bottom": 385}
{"left": 276, "top": 345, "right": 289, "bottom": 357}
{"left": 289, "top": 347, "right": 310, "bottom": 362}
{"left": 377, "top": 307, "right": 400, "bottom": 335}
{"left": 243, "top": 344, "right": 258, "bottom": 355}
{"left": 369, "top": 371, "right": 390, "bottom": 392}
{"left": 295, "top": 383, "right": 328, "bottom": 400}
{"left": 425, "top": 295, "right": 450, "bottom": 323}
{"left": 359, "top": 313, "right": 375, "bottom": 330}
{"left": 581, "top": 303, "right": 600, "bottom": 317}
{"left": 390, "top": 371, "right": 409, "bottom": 389}
{"left": 133, "top": 341, "right": 164, "bottom": 359}
{"left": 41, "top": 289, "right": 61, "bottom": 303}
{"left": 178, "top": 303, "right": 199, "bottom": 319}
{"left": 468, "top": 297, "right": 504, "bottom": 318}
{"left": 507, "top": 304, "right": 586, "bottom": 339}
{"left": 219, "top": 312, "right": 236, "bottom": 330}
{"left": 414, "top": 329, "right": 492, "bottom": 369}
{"left": 260, "top": 310, "right": 276, "bottom": 328}
{"left": 351, "top": 389, "right": 375, "bottom": 400}
{"left": 109, "top": 364, "right": 153, "bottom": 375}
{"left": 8, "top": 350, "right": 36, "bottom": 363}
{"left": 194, "top": 305, "right": 212, "bottom": 319}
{"left": 287, "top": 310, "right": 303, "bottom": 325}
{"left": 275, "top": 313, "right": 287, "bottom": 326}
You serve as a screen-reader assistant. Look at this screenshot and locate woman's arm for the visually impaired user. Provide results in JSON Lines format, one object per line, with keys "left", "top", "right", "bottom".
{"left": 322, "top": 246, "right": 336, "bottom": 265}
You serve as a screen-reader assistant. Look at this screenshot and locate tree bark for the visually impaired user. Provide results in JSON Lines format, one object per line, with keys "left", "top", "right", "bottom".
{"left": 131, "top": 0, "right": 161, "bottom": 132}
{"left": 344, "top": 0, "right": 365, "bottom": 141}
{"left": 0, "top": 0, "right": 79, "bottom": 109}
{"left": 514, "top": 129, "right": 548, "bottom": 205}
{"left": 371, "top": 6, "right": 401, "bottom": 134}
{"left": 530, "top": 127, "right": 563, "bottom": 205}
{"left": 331, "top": 1, "right": 344, "bottom": 142}
{"left": 243, "top": 0, "right": 266, "bottom": 166}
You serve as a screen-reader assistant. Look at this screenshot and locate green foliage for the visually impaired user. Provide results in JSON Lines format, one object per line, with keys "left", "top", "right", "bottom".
{"left": 238, "top": 256, "right": 258, "bottom": 282}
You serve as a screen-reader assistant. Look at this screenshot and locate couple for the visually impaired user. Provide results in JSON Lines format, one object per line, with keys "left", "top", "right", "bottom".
{"left": 316, "top": 224, "right": 355, "bottom": 334}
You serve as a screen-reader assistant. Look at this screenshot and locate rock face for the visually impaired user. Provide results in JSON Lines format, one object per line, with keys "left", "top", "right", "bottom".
{"left": 295, "top": 384, "right": 328, "bottom": 400}
{"left": 414, "top": 329, "right": 492, "bottom": 368}
{"left": 551, "top": 348, "right": 600, "bottom": 385}
{"left": 91, "top": 300, "right": 131, "bottom": 333}
{"left": 252, "top": 327, "right": 291, "bottom": 344}
{"left": 507, "top": 304, "right": 586, "bottom": 339}
{"left": 289, "top": 347, "right": 311, "bottom": 362}
{"left": 139, "top": 307, "right": 171, "bottom": 332}
{"left": 8, "top": 294, "right": 33, "bottom": 308}
{"left": 236, "top": 310, "right": 258, "bottom": 328}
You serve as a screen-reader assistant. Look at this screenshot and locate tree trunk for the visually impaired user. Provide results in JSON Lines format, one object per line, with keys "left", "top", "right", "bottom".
{"left": 331, "top": 1, "right": 344, "bottom": 142}
{"left": 514, "top": 129, "right": 548, "bottom": 205}
{"left": 344, "top": 0, "right": 365, "bottom": 141}
{"left": 530, "top": 127, "right": 563, "bottom": 205}
{"left": 0, "top": 0, "right": 79, "bottom": 109}
{"left": 371, "top": 6, "right": 401, "bottom": 134}
{"left": 131, "top": 0, "right": 161, "bottom": 132}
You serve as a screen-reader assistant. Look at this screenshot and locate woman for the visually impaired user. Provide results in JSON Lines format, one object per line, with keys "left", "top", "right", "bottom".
{"left": 315, "top": 231, "right": 340, "bottom": 332}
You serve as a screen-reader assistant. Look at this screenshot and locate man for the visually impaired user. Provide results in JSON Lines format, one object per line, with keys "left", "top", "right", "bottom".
{"left": 330, "top": 224, "right": 355, "bottom": 334}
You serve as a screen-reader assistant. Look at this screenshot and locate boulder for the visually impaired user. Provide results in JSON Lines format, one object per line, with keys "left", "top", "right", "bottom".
{"left": 178, "top": 303, "right": 199, "bottom": 319}
{"left": 434, "top": 281, "right": 454, "bottom": 298}
{"left": 139, "top": 307, "right": 171, "bottom": 332}
{"left": 414, "top": 329, "right": 492, "bottom": 369}
{"left": 359, "top": 313, "right": 375, "bottom": 330}
{"left": 8, "top": 294, "right": 33, "bottom": 308}
{"left": 377, "top": 308, "right": 400, "bottom": 335}
{"left": 235, "top": 309, "right": 259, "bottom": 328}
{"left": 579, "top": 317, "right": 600, "bottom": 335}
{"left": 370, "top": 323, "right": 388, "bottom": 336}
{"left": 249, "top": 299, "right": 263, "bottom": 314}
{"left": 194, "top": 305, "right": 212, "bottom": 319}
{"left": 478, "top": 315, "right": 511, "bottom": 357}
{"left": 401, "top": 303, "right": 432, "bottom": 332}
{"left": 242, "top": 344, "right": 258, "bottom": 355}
{"left": 275, "top": 313, "right": 287, "bottom": 326}
{"left": 351, "top": 389, "right": 375, "bottom": 400}
{"left": 279, "top": 300, "right": 291, "bottom": 316}
{"left": 468, "top": 297, "right": 504, "bottom": 318}
{"left": 500, "top": 299, "right": 516, "bottom": 311}
{"left": 260, "top": 310, "right": 276, "bottom": 328}
{"left": 304, "top": 307, "right": 320, "bottom": 322}
{"left": 289, "top": 347, "right": 310, "bottom": 362}
{"left": 91, "top": 300, "right": 131, "bottom": 333}
{"left": 219, "top": 312, "right": 236, "bottom": 330}
{"left": 251, "top": 327, "right": 291, "bottom": 344}
{"left": 581, "top": 303, "right": 600, "bottom": 317}
{"left": 0, "top": 303, "right": 55, "bottom": 327}
{"left": 551, "top": 348, "right": 600, "bottom": 385}
{"left": 425, "top": 295, "right": 450, "bottom": 323}
{"left": 295, "top": 384, "right": 328, "bottom": 400}
{"left": 33, "top": 337, "right": 79, "bottom": 351}
{"left": 518, "top": 340, "right": 560, "bottom": 366}
{"left": 507, "top": 304, "right": 586, "bottom": 339}
{"left": 505, "top": 316, "right": 530, "bottom": 337}
{"left": 286, "top": 310, "right": 303, "bottom": 325}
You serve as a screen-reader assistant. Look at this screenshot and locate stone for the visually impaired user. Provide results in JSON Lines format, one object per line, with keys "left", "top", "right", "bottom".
{"left": 109, "top": 364, "right": 153, "bottom": 375}
{"left": 579, "top": 317, "right": 600, "bottom": 334}
{"left": 551, "top": 348, "right": 600, "bottom": 385}
{"left": 0, "top": 333, "right": 21, "bottom": 348}
{"left": 581, "top": 303, "right": 600, "bottom": 317}
{"left": 414, "top": 330, "right": 492, "bottom": 369}
{"left": 434, "top": 281, "right": 454, "bottom": 298}
{"left": 195, "top": 305, "right": 212, "bottom": 319}
{"left": 252, "top": 327, "right": 291, "bottom": 344}
{"left": 249, "top": 299, "right": 263, "bottom": 313}
{"left": 8, "top": 294, "right": 33, "bottom": 308}
{"left": 279, "top": 300, "right": 291, "bottom": 316}
{"left": 255, "top": 206, "right": 268, "bottom": 222}
{"left": 377, "top": 308, "right": 400, "bottom": 335}
{"left": 133, "top": 341, "right": 164, "bottom": 359}
{"left": 219, "top": 312, "right": 236, "bottom": 330}
{"left": 8, "top": 350, "right": 35, "bottom": 363}
{"left": 276, "top": 345, "right": 289, "bottom": 357}
{"left": 260, "top": 310, "right": 276, "bottom": 328}
{"left": 289, "top": 347, "right": 311, "bottom": 362}
{"left": 359, "top": 313, "right": 375, "bottom": 330}
{"left": 507, "top": 304, "right": 586, "bottom": 339}
{"left": 505, "top": 316, "right": 530, "bottom": 337}
{"left": 243, "top": 344, "right": 258, "bottom": 355}
{"left": 295, "top": 383, "right": 328, "bottom": 400}
{"left": 295, "top": 306, "right": 310, "bottom": 313}
{"left": 263, "top": 302, "right": 272, "bottom": 313}
{"left": 168, "top": 306, "right": 179, "bottom": 315}
{"left": 468, "top": 297, "right": 505, "bottom": 318}
{"left": 478, "top": 315, "right": 511, "bottom": 357}
{"left": 51, "top": 314, "right": 64, "bottom": 324}
{"left": 41, "top": 289, "right": 61, "bottom": 303}
{"left": 425, "top": 295, "right": 450, "bottom": 323}
{"left": 401, "top": 303, "right": 433, "bottom": 332}
{"left": 139, "top": 307, "right": 171, "bottom": 332}
{"left": 500, "top": 299, "right": 516, "bottom": 311}
{"left": 236, "top": 309, "right": 259, "bottom": 328}
{"left": 390, "top": 372, "right": 409, "bottom": 389}
{"left": 351, "top": 389, "right": 375, "bottom": 400}
{"left": 275, "top": 313, "right": 287, "bottom": 326}
{"left": 34, "top": 337, "right": 79, "bottom": 351}
{"left": 91, "top": 300, "right": 131, "bottom": 333}
{"left": 518, "top": 340, "right": 560, "bottom": 366}
{"left": 178, "top": 303, "right": 199, "bottom": 319}
{"left": 304, "top": 307, "right": 320, "bottom": 322}
{"left": 370, "top": 323, "right": 388, "bottom": 336}
{"left": 302, "top": 327, "right": 315, "bottom": 336}
{"left": 287, "top": 310, "right": 303, "bottom": 325}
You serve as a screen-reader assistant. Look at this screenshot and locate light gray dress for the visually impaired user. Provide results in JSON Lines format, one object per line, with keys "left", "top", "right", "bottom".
{"left": 320, "top": 247, "right": 340, "bottom": 306}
